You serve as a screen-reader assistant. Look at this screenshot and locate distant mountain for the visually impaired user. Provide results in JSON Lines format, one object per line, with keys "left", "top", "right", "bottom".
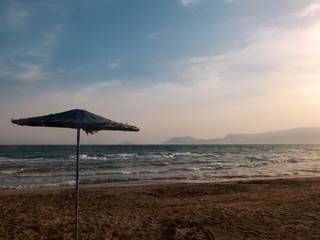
{"left": 164, "top": 127, "right": 320, "bottom": 144}
{"left": 163, "top": 136, "right": 199, "bottom": 144}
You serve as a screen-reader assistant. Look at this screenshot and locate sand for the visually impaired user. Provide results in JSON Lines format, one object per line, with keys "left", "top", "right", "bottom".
{"left": 1, "top": 177, "right": 320, "bottom": 240}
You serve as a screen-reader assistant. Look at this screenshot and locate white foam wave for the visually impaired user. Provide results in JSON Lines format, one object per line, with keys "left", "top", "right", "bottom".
{"left": 0, "top": 180, "right": 76, "bottom": 190}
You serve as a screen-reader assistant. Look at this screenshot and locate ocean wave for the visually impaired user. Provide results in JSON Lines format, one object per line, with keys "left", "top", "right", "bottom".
{"left": 0, "top": 180, "right": 75, "bottom": 190}
{"left": 150, "top": 161, "right": 169, "bottom": 166}
{"left": 1, "top": 144, "right": 320, "bottom": 189}
{"left": 0, "top": 170, "right": 23, "bottom": 175}
{"left": 247, "top": 156, "right": 268, "bottom": 161}
{"left": 236, "top": 162, "right": 269, "bottom": 168}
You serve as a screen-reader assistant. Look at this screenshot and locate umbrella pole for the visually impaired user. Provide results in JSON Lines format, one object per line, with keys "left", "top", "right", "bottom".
{"left": 75, "top": 128, "right": 80, "bottom": 240}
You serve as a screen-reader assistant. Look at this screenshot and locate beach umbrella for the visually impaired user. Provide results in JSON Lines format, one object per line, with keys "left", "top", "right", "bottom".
{"left": 11, "top": 109, "right": 139, "bottom": 240}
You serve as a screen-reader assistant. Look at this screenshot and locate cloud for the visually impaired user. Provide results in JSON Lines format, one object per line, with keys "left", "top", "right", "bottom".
{"left": 56, "top": 67, "right": 65, "bottom": 73}
{"left": 6, "top": 9, "right": 320, "bottom": 143}
{"left": 27, "top": 50, "right": 49, "bottom": 58}
{"left": 43, "top": 80, "right": 121, "bottom": 105}
{"left": 0, "top": 62, "right": 44, "bottom": 82}
{"left": 147, "top": 30, "right": 168, "bottom": 39}
{"left": 108, "top": 59, "right": 120, "bottom": 69}
{"left": 41, "top": 20, "right": 320, "bottom": 115}
{"left": 44, "top": 24, "right": 63, "bottom": 46}
{"left": 6, "top": 7, "right": 29, "bottom": 26}
{"left": 16, "top": 63, "right": 43, "bottom": 82}
{"left": 295, "top": 3, "right": 319, "bottom": 19}
{"left": 26, "top": 24, "right": 63, "bottom": 59}
{"left": 179, "top": 0, "right": 202, "bottom": 8}
{"left": 130, "top": 19, "right": 319, "bottom": 118}
{"left": 19, "top": 17, "right": 320, "bottom": 142}
{"left": 87, "top": 80, "right": 120, "bottom": 90}
{"left": 0, "top": 23, "right": 63, "bottom": 82}
{"left": 178, "top": 21, "right": 320, "bottom": 91}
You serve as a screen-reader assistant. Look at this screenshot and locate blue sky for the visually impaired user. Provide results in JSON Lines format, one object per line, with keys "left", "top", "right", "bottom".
{"left": 1, "top": 0, "right": 320, "bottom": 144}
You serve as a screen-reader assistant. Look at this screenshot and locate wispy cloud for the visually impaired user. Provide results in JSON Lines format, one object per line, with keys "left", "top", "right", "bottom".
{"left": 25, "top": 17, "right": 320, "bottom": 142}
{"left": 295, "top": 3, "right": 319, "bottom": 19}
{"left": 56, "top": 67, "right": 65, "bottom": 73}
{"left": 69, "top": 80, "right": 120, "bottom": 103}
{"left": 0, "top": 23, "right": 63, "bottom": 82}
{"left": 16, "top": 63, "right": 43, "bottom": 82}
{"left": 27, "top": 50, "right": 49, "bottom": 58}
{"left": 108, "top": 59, "right": 120, "bottom": 69}
{"left": 0, "top": 62, "right": 44, "bottom": 83}
{"left": 42, "top": 80, "right": 121, "bottom": 106}
{"left": 174, "top": 21, "right": 320, "bottom": 104}
{"left": 43, "top": 19, "right": 320, "bottom": 114}
{"left": 179, "top": 0, "right": 202, "bottom": 8}
{"left": 43, "top": 24, "right": 63, "bottom": 47}
{"left": 0, "top": 0, "right": 65, "bottom": 83}
{"left": 6, "top": 7, "right": 29, "bottom": 26}
{"left": 0, "top": 3, "right": 27, "bottom": 32}
{"left": 25, "top": 24, "right": 64, "bottom": 59}
{"left": 148, "top": 30, "right": 168, "bottom": 39}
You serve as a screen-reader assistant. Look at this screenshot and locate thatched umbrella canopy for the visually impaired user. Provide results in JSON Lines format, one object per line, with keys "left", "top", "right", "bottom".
{"left": 12, "top": 109, "right": 139, "bottom": 240}
{"left": 12, "top": 109, "right": 139, "bottom": 134}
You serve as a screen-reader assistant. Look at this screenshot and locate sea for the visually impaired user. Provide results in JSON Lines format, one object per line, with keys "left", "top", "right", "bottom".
{"left": 0, "top": 144, "right": 319, "bottom": 190}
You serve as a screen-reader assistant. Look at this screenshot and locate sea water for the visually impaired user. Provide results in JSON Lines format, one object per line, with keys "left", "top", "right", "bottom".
{"left": 0, "top": 144, "right": 319, "bottom": 189}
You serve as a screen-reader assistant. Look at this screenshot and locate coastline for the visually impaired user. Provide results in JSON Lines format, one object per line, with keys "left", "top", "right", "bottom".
{"left": 1, "top": 176, "right": 320, "bottom": 239}
{"left": 1, "top": 174, "right": 317, "bottom": 192}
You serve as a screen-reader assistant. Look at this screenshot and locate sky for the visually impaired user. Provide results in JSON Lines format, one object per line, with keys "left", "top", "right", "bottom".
{"left": 1, "top": 0, "right": 320, "bottom": 144}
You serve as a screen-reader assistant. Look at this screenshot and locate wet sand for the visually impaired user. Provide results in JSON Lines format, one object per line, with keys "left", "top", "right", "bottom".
{"left": 1, "top": 177, "right": 320, "bottom": 240}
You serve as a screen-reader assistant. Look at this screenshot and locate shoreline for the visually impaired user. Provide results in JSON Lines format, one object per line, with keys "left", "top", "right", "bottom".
{"left": 1, "top": 175, "right": 319, "bottom": 192}
{"left": 1, "top": 176, "right": 320, "bottom": 239}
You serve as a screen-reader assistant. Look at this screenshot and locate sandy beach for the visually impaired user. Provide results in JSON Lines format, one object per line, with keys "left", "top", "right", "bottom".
{"left": 1, "top": 177, "right": 319, "bottom": 240}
